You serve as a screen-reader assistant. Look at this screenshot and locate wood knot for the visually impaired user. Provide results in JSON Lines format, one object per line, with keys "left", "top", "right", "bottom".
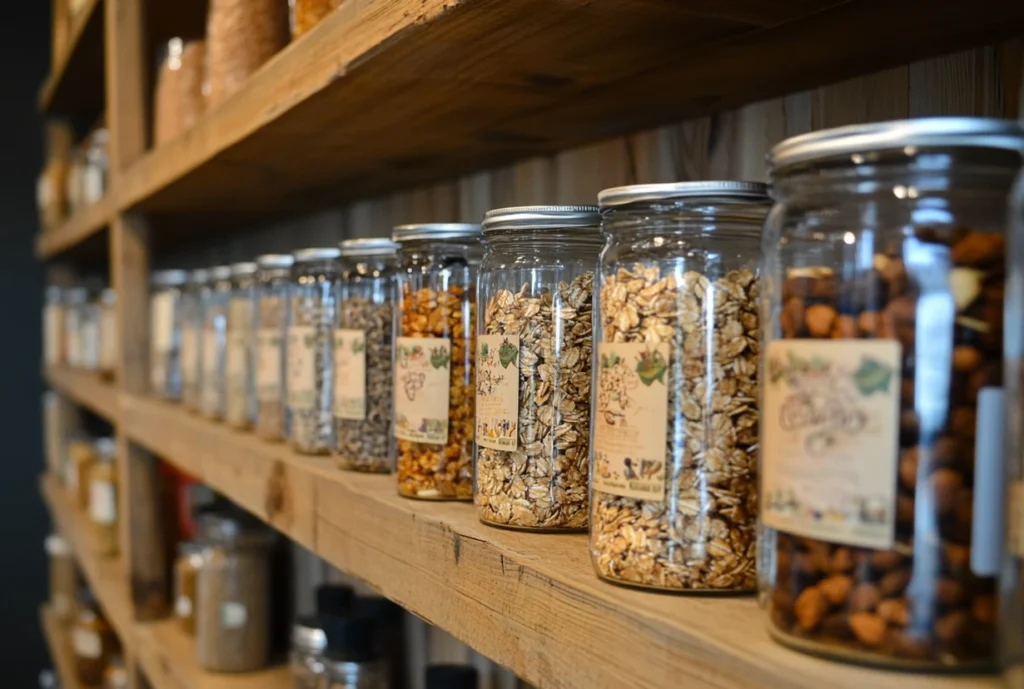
{"left": 265, "top": 461, "right": 293, "bottom": 527}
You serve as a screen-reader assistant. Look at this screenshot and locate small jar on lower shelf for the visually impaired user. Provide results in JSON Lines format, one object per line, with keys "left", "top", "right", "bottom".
{"left": 173, "top": 541, "right": 203, "bottom": 636}
{"left": 73, "top": 590, "right": 119, "bottom": 687}
{"left": 88, "top": 437, "right": 118, "bottom": 557}
{"left": 254, "top": 254, "right": 293, "bottom": 441}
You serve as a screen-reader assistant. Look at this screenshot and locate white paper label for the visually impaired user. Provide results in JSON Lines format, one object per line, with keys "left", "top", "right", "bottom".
{"left": 287, "top": 326, "right": 316, "bottom": 410}
{"left": 73, "top": 628, "right": 101, "bottom": 659}
{"left": 221, "top": 601, "right": 247, "bottom": 629}
{"left": 394, "top": 337, "right": 451, "bottom": 444}
{"left": 81, "top": 316, "right": 99, "bottom": 370}
{"left": 476, "top": 334, "right": 520, "bottom": 451}
{"left": 972, "top": 387, "right": 1005, "bottom": 576}
{"left": 761, "top": 340, "right": 902, "bottom": 550}
{"left": 89, "top": 479, "right": 116, "bottom": 525}
{"left": 256, "top": 329, "right": 283, "bottom": 402}
{"left": 333, "top": 329, "right": 366, "bottom": 420}
{"left": 181, "top": 324, "right": 199, "bottom": 386}
{"left": 151, "top": 292, "right": 175, "bottom": 355}
{"left": 175, "top": 595, "right": 193, "bottom": 619}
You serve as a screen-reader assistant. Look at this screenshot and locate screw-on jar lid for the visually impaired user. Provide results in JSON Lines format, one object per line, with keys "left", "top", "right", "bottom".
{"left": 189, "top": 268, "right": 209, "bottom": 284}
{"left": 230, "top": 262, "right": 258, "bottom": 277}
{"left": 392, "top": 223, "right": 481, "bottom": 243}
{"left": 481, "top": 205, "right": 600, "bottom": 234}
{"left": 256, "top": 254, "right": 294, "bottom": 269}
{"left": 151, "top": 269, "right": 189, "bottom": 287}
{"left": 323, "top": 615, "right": 377, "bottom": 662}
{"left": 426, "top": 664, "right": 479, "bottom": 689}
{"left": 316, "top": 584, "right": 354, "bottom": 617}
{"left": 294, "top": 247, "right": 342, "bottom": 262}
{"left": 769, "top": 117, "right": 1024, "bottom": 171}
{"left": 340, "top": 238, "right": 400, "bottom": 257}
{"left": 598, "top": 181, "right": 771, "bottom": 208}
{"left": 209, "top": 265, "right": 233, "bottom": 281}
{"left": 292, "top": 614, "right": 329, "bottom": 654}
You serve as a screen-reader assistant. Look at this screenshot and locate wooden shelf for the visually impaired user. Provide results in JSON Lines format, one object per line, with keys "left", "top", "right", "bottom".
{"left": 40, "top": 0, "right": 105, "bottom": 118}
{"left": 122, "top": 394, "right": 999, "bottom": 689}
{"left": 45, "top": 367, "right": 119, "bottom": 423}
{"left": 41, "top": 605, "right": 83, "bottom": 689}
{"left": 36, "top": 195, "right": 115, "bottom": 259}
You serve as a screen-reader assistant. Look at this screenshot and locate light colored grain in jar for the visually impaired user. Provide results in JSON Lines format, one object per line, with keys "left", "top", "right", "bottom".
{"left": 291, "top": 0, "right": 338, "bottom": 39}
{"left": 206, "top": 0, "right": 288, "bottom": 106}
{"left": 153, "top": 39, "right": 206, "bottom": 146}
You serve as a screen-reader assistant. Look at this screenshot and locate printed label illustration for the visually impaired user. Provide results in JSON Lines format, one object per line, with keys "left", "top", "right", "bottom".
{"left": 255, "top": 329, "right": 282, "bottom": 402}
{"left": 592, "top": 342, "right": 669, "bottom": 500}
{"left": 393, "top": 337, "right": 451, "bottom": 444}
{"left": 761, "top": 340, "right": 902, "bottom": 550}
{"left": 333, "top": 329, "right": 367, "bottom": 420}
{"left": 89, "top": 480, "right": 116, "bottom": 525}
{"left": 286, "top": 326, "right": 316, "bottom": 410}
{"left": 476, "top": 334, "right": 520, "bottom": 451}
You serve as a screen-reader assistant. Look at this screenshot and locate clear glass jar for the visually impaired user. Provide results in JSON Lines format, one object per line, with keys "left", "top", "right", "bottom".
{"left": 1007, "top": 167, "right": 1024, "bottom": 689}
{"left": 590, "top": 182, "right": 768, "bottom": 593}
{"left": 254, "top": 254, "right": 293, "bottom": 441}
{"left": 44, "top": 286, "right": 64, "bottom": 368}
{"left": 73, "top": 591, "right": 119, "bottom": 687}
{"left": 46, "top": 534, "right": 76, "bottom": 623}
{"left": 393, "top": 224, "right": 482, "bottom": 500}
{"left": 80, "top": 289, "right": 101, "bottom": 372}
{"left": 761, "top": 118, "right": 1024, "bottom": 670}
{"left": 288, "top": 248, "right": 340, "bottom": 455}
{"left": 82, "top": 128, "right": 109, "bottom": 205}
{"left": 174, "top": 541, "right": 203, "bottom": 636}
{"left": 64, "top": 287, "right": 87, "bottom": 369}
{"left": 474, "top": 206, "right": 602, "bottom": 531}
{"left": 335, "top": 239, "right": 399, "bottom": 474}
{"left": 181, "top": 269, "right": 208, "bottom": 412}
{"left": 226, "top": 262, "right": 257, "bottom": 429}
{"left": 150, "top": 270, "right": 189, "bottom": 400}
{"left": 200, "top": 266, "right": 232, "bottom": 421}
{"left": 98, "top": 288, "right": 117, "bottom": 380}
{"left": 290, "top": 615, "right": 328, "bottom": 689}
{"left": 89, "top": 437, "right": 118, "bottom": 557}
{"left": 195, "top": 512, "right": 273, "bottom": 672}
{"left": 318, "top": 616, "right": 387, "bottom": 689}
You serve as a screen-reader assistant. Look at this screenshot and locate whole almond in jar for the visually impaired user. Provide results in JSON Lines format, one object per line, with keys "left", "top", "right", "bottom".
{"left": 226, "top": 262, "right": 257, "bottom": 429}
{"left": 291, "top": 0, "right": 338, "bottom": 39}
{"left": 590, "top": 182, "right": 769, "bottom": 593}
{"left": 254, "top": 254, "right": 293, "bottom": 441}
{"left": 334, "top": 239, "right": 398, "bottom": 473}
{"left": 393, "top": 223, "right": 481, "bottom": 500}
{"left": 153, "top": 38, "right": 206, "bottom": 146}
{"left": 206, "top": 0, "right": 288, "bottom": 106}
{"left": 762, "top": 118, "right": 1024, "bottom": 670}
{"left": 89, "top": 437, "right": 119, "bottom": 557}
{"left": 474, "top": 206, "right": 602, "bottom": 530}
{"left": 201, "top": 266, "right": 233, "bottom": 421}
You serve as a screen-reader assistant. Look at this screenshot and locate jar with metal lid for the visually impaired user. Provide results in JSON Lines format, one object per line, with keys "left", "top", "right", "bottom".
{"left": 102, "top": 655, "right": 128, "bottom": 689}
{"left": 590, "top": 182, "right": 768, "bottom": 593}
{"left": 201, "top": 266, "right": 232, "bottom": 420}
{"left": 334, "top": 238, "right": 399, "bottom": 473}
{"left": 89, "top": 437, "right": 118, "bottom": 556}
{"left": 174, "top": 541, "right": 203, "bottom": 635}
{"left": 98, "top": 288, "right": 117, "bottom": 380}
{"left": 64, "top": 287, "right": 87, "bottom": 368}
{"left": 393, "top": 224, "right": 482, "bottom": 500}
{"left": 288, "top": 248, "right": 340, "bottom": 454}
{"left": 46, "top": 534, "right": 77, "bottom": 623}
{"left": 195, "top": 511, "right": 273, "bottom": 672}
{"left": 761, "top": 118, "right": 1024, "bottom": 670}
{"left": 150, "top": 269, "right": 189, "bottom": 400}
{"left": 474, "top": 206, "right": 602, "bottom": 531}
{"left": 181, "top": 269, "right": 208, "bottom": 412}
{"left": 319, "top": 616, "right": 387, "bottom": 689}
{"left": 73, "top": 590, "right": 119, "bottom": 686}
{"left": 82, "top": 129, "right": 109, "bottom": 205}
{"left": 226, "top": 262, "right": 257, "bottom": 429}
{"left": 44, "top": 286, "right": 64, "bottom": 368}
{"left": 290, "top": 615, "right": 328, "bottom": 689}
{"left": 254, "top": 254, "right": 293, "bottom": 441}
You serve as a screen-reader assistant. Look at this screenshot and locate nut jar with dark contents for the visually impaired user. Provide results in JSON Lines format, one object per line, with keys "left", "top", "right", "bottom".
{"left": 150, "top": 270, "right": 189, "bottom": 401}
{"left": 200, "top": 266, "right": 232, "bottom": 421}
{"left": 225, "top": 262, "right": 257, "bottom": 429}
{"left": 181, "top": 269, "right": 209, "bottom": 412}
{"left": 474, "top": 206, "right": 603, "bottom": 531}
{"left": 590, "top": 182, "right": 768, "bottom": 593}
{"left": 761, "top": 118, "right": 1024, "bottom": 670}
{"left": 334, "top": 238, "right": 399, "bottom": 473}
{"left": 254, "top": 254, "right": 293, "bottom": 441}
{"left": 287, "top": 248, "right": 340, "bottom": 454}
{"left": 393, "top": 223, "right": 481, "bottom": 500}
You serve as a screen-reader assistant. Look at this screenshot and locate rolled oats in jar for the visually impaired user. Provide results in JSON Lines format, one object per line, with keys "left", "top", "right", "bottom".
{"left": 206, "top": 0, "right": 288, "bottom": 106}
{"left": 181, "top": 269, "right": 209, "bottom": 412}
{"left": 334, "top": 238, "right": 398, "bottom": 473}
{"left": 288, "top": 248, "right": 340, "bottom": 454}
{"left": 201, "top": 266, "right": 232, "bottom": 421}
{"left": 393, "top": 223, "right": 481, "bottom": 500}
{"left": 762, "top": 118, "right": 1024, "bottom": 670}
{"left": 150, "top": 270, "right": 189, "bottom": 400}
{"left": 226, "top": 262, "right": 257, "bottom": 429}
{"left": 474, "top": 206, "right": 602, "bottom": 531}
{"left": 254, "top": 254, "right": 293, "bottom": 441}
{"left": 590, "top": 182, "right": 768, "bottom": 593}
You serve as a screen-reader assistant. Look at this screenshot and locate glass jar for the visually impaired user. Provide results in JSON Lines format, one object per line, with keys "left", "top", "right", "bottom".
{"left": 393, "top": 224, "right": 481, "bottom": 500}
{"left": 44, "top": 286, "right": 64, "bottom": 368}
{"left": 473, "top": 206, "right": 602, "bottom": 530}
{"left": 89, "top": 438, "right": 118, "bottom": 557}
{"left": 1007, "top": 168, "right": 1024, "bottom": 689}
{"left": 73, "top": 591, "right": 118, "bottom": 687}
{"left": 82, "top": 129, "right": 109, "bottom": 205}
{"left": 153, "top": 37, "right": 206, "bottom": 146}
{"left": 150, "top": 269, "right": 189, "bottom": 400}
{"left": 319, "top": 616, "right": 387, "bottom": 689}
{"left": 290, "top": 615, "right": 328, "bottom": 689}
{"left": 102, "top": 655, "right": 129, "bottom": 689}
{"left": 287, "top": 248, "right": 340, "bottom": 455}
{"left": 195, "top": 512, "right": 273, "bottom": 672}
{"left": 64, "top": 287, "right": 86, "bottom": 368}
{"left": 590, "top": 182, "right": 768, "bottom": 593}
{"left": 181, "top": 269, "right": 208, "bottom": 412}
{"left": 80, "top": 289, "right": 101, "bottom": 372}
{"left": 761, "top": 118, "right": 1024, "bottom": 670}
{"left": 254, "top": 254, "right": 293, "bottom": 441}
{"left": 69, "top": 436, "right": 97, "bottom": 510}
{"left": 174, "top": 541, "right": 203, "bottom": 636}
{"left": 226, "top": 262, "right": 257, "bottom": 429}
{"left": 98, "top": 288, "right": 117, "bottom": 380}
{"left": 206, "top": 0, "right": 288, "bottom": 105}
{"left": 335, "top": 239, "right": 399, "bottom": 473}
{"left": 201, "top": 266, "right": 232, "bottom": 421}
{"left": 46, "top": 534, "right": 77, "bottom": 623}
{"left": 291, "top": 0, "right": 337, "bottom": 39}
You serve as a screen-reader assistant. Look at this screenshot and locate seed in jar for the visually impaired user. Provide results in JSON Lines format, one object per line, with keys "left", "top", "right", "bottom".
{"left": 288, "top": 291, "right": 334, "bottom": 454}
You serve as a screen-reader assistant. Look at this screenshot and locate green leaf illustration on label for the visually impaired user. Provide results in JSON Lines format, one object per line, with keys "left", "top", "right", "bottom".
{"left": 601, "top": 352, "right": 623, "bottom": 370}
{"left": 429, "top": 346, "right": 450, "bottom": 370}
{"left": 852, "top": 356, "right": 894, "bottom": 396}
{"left": 351, "top": 338, "right": 365, "bottom": 355}
{"left": 481, "top": 342, "right": 489, "bottom": 360}
{"left": 635, "top": 348, "right": 667, "bottom": 386}
{"left": 498, "top": 338, "right": 518, "bottom": 369}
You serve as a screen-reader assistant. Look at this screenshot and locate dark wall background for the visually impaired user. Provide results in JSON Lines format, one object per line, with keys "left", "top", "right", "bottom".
{"left": 2, "top": 1, "right": 54, "bottom": 684}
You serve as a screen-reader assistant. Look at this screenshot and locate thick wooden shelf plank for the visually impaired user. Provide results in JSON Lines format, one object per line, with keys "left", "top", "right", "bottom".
{"left": 45, "top": 367, "right": 119, "bottom": 423}
{"left": 41, "top": 605, "right": 83, "bottom": 689}
{"left": 40, "top": 0, "right": 106, "bottom": 117}
{"left": 123, "top": 395, "right": 999, "bottom": 689}
{"left": 36, "top": 195, "right": 115, "bottom": 259}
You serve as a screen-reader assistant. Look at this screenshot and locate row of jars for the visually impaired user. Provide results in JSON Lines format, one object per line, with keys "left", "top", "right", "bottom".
{"left": 149, "top": 117, "right": 1024, "bottom": 673}
{"left": 44, "top": 285, "right": 117, "bottom": 376}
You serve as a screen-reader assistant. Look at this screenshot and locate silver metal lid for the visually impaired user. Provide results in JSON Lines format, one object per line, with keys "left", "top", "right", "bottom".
{"left": 189, "top": 268, "right": 209, "bottom": 284}
{"left": 209, "top": 265, "right": 233, "bottom": 281}
{"left": 292, "top": 617, "right": 328, "bottom": 653}
{"left": 598, "top": 181, "right": 771, "bottom": 208}
{"left": 230, "top": 262, "right": 258, "bottom": 277}
{"left": 481, "top": 205, "right": 601, "bottom": 234}
{"left": 151, "top": 269, "right": 189, "bottom": 287}
{"left": 392, "top": 223, "right": 481, "bottom": 243}
{"left": 256, "top": 254, "right": 294, "bottom": 269}
{"left": 293, "top": 247, "right": 342, "bottom": 262}
{"left": 770, "top": 117, "right": 1024, "bottom": 170}
{"left": 340, "top": 238, "right": 400, "bottom": 257}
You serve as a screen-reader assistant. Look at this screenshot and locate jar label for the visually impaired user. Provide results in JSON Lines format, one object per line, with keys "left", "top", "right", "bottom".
{"left": 475, "top": 334, "right": 520, "bottom": 451}
{"left": 256, "top": 329, "right": 283, "bottom": 402}
{"left": 221, "top": 601, "right": 247, "bottom": 629}
{"left": 181, "top": 324, "right": 199, "bottom": 386}
{"left": 592, "top": 342, "right": 669, "bottom": 500}
{"left": 333, "top": 329, "right": 366, "bottom": 420}
{"left": 73, "top": 628, "right": 101, "bottom": 659}
{"left": 89, "top": 479, "right": 117, "bottom": 525}
{"left": 761, "top": 339, "right": 901, "bottom": 550}
{"left": 150, "top": 291, "right": 175, "bottom": 355}
{"left": 393, "top": 337, "right": 451, "bottom": 444}
{"left": 287, "top": 326, "right": 317, "bottom": 410}
{"left": 175, "top": 594, "right": 193, "bottom": 619}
